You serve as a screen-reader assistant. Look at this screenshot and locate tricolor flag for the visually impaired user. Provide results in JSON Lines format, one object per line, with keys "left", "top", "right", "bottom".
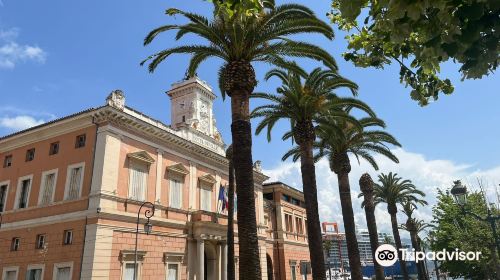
{"left": 217, "top": 184, "right": 228, "bottom": 213}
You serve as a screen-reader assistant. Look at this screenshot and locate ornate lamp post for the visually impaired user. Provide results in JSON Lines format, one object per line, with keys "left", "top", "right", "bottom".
{"left": 450, "top": 180, "right": 500, "bottom": 276}
{"left": 133, "top": 201, "right": 155, "bottom": 280}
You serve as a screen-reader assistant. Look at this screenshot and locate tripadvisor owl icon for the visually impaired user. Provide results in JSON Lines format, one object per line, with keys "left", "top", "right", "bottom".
{"left": 375, "top": 244, "right": 398, "bottom": 267}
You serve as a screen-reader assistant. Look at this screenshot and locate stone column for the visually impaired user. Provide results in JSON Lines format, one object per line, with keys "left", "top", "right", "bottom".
{"left": 216, "top": 243, "right": 222, "bottom": 280}
{"left": 198, "top": 239, "right": 205, "bottom": 280}
{"left": 221, "top": 243, "right": 228, "bottom": 280}
{"left": 155, "top": 149, "right": 164, "bottom": 204}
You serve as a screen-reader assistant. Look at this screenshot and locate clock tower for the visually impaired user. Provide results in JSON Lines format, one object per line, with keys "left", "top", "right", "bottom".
{"left": 167, "top": 76, "right": 222, "bottom": 143}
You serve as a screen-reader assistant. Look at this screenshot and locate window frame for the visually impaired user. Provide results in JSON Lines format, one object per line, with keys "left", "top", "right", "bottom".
{"left": 11, "top": 237, "right": 20, "bottom": 251}
{"left": 49, "top": 142, "right": 60, "bottom": 156}
{"left": 63, "top": 162, "right": 85, "bottom": 201}
{"left": 35, "top": 234, "right": 46, "bottom": 249}
{"left": 52, "top": 262, "right": 73, "bottom": 280}
{"left": 26, "top": 264, "right": 45, "bottom": 280}
{"left": 14, "top": 174, "right": 33, "bottom": 209}
{"left": 63, "top": 230, "right": 73, "bottom": 245}
{"left": 199, "top": 184, "right": 213, "bottom": 212}
{"left": 75, "top": 134, "right": 86, "bottom": 149}
{"left": 2, "top": 266, "right": 19, "bottom": 280}
{"left": 38, "top": 169, "right": 59, "bottom": 206}
{"left": 164, "top": 252, "right": 183, "bottom": 280}
{"left": 26, "top": 148, "right": 36, "bottom": 162}
{"left": 121, "top": 262, "right": 141, "bottom": 280}
{"left": 0, "top": 180, "right": 10, "bottom": 212}
{"left": 165, "top": 262, "right": 180, "bottom": 280}
{"left": 3, "top": 155, "right": 12, "bottom": 168}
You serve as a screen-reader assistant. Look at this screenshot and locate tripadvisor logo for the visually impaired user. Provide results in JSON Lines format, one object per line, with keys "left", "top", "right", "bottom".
{"left": 375, "top": 244, "right": 482, "bottom": 267}
{"left": 375, "top": 244, "right": 398, "bottom": 267}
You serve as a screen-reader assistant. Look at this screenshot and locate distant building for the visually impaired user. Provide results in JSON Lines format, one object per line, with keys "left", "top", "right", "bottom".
{"left": 322, "top": 223, "right": 396, "bottom": 269}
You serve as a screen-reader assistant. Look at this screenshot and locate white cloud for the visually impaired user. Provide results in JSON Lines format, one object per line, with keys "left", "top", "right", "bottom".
{"left": 0, "top": 28, "right": 47, "bottom": 69}
{"left": 0, "top": 115, "right": 46, "bottom": 131}
{"left": 263, "top": 148, "right": 500, "bottom": 237}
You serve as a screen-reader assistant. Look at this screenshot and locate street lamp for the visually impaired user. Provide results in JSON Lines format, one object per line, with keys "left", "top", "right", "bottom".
{"left": 450, "top": 180, "right": 500, "bottom": 257}
{"left": 134, "top": 201, "right": 155, "bottom": 280}
{"left": 450, "top": 180, "right": 467, "bottom": 206}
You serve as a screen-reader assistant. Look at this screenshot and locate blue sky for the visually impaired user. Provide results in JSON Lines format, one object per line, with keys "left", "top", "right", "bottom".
{"left": 1, "top": 1, "right": 499, "bottom": 229}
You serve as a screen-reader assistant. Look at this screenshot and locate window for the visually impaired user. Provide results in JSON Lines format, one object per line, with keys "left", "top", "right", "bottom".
{"left": 2, "top": 267, "right": 19, "bottom": 280}
{"left": 3, "top": 155, "right": 12, "bottom": 168}
{"left": 11, "top": 237, "right": 20, "bottom": 251}
{"left": 53, "top": 262, "right": 73, "bottom": 280}
{"left": 123, "top": 263, "right": 138, "bottom": 280}
{"left": 169, "top": 178, "right": 182, "bottom": 209}
{"left": 35, "top": 234, "right": 45, "bottom": 249}
{"left": 64, "top": 163, "right": 84, "bottom": 200}
{"left": 39, "top": 170, "right": 57, "bottom": 205}
{"left": 16, "top": 177, "right": 32, "bottom": 209}
{"left": 26, "top": 265, "right": 44, "bottom": 280}
{"left": 26, "top": 148, "right": 35, "bottom": 162}
{"left": 166, "top": 263, "right": 179, "bottom": 280}
{"left": 128, "top": 162, "right": 147, "bottom": 201}
{"left": 50, "top": 142, "right": 60, "bottom": 155}
{"left": 75, "top": 134, "right": 86, "bottom": 148}
{"left": 0, "top": 183, "right": 8, "bottom": 212}
{"left": 63, "top": 230, "right": 73, "bottom": 245}
{"left": 285, "top": 213, "right": 294, "bottom": 232}
{"left": 295, "top": 217, "right": 303, "bottom": 235}
{"left": 290, "top": 263, "right": 297, "bottom": 280}
{"left": 200, "top": 186, "right": 212, "bottom": 212}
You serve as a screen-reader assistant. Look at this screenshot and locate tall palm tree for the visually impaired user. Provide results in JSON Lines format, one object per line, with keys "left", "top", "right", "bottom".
{"left": 399, "top": 201, "right": 431, "bottom": 280}
{"left": 315, "top": 113, "right": 401, "bottom": 279}
{"left": 226, "top": 145, "right": 235, "bottom": 280}
{"left": 359, "top": 173, "right": 385, "bottom": 280}
{"left": 141, "top": 2, "right": 337, "bottom": 279}
{"left": 252, "top": 67, "right": 373, "bottom": 280}
{"left": 373, "top": 173, "right": 427, "bottom": 280}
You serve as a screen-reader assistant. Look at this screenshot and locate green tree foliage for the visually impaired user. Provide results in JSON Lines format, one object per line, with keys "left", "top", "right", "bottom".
{"left": 431, "top": 189, "right": 498, "bottom": 279}
{"left": 329, "top": 0, "right": 499, "bottom": 106}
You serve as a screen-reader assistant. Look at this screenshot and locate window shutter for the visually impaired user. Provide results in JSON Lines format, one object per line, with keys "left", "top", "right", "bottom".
{"left": 41, "top": 173, "right": 55, "bottom": 205}
{"left": 170, "top": 179, "right": 182, "bottom": 209}
{"left": 129, "top": 163, "right": 147, "bottom": 201}
{"left": 201, "top": 187, "right": 211, "bottom": 211}
{"left": 167, "top": 264, "right": 179, "bottom": 280}
{"left": 68, "top": 167, "right": 82, "bottom": 200}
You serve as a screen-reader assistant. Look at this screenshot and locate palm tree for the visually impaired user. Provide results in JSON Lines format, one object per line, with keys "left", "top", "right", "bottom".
{"left": 226, "top": 145, "right": 235, "bottom": 280}
{"left": 373, "top": 173, "right": 427, "bottom": 280}
{"left": 399, "top": 201, "right": 431, "bottom": 280}
{"left": 314, "top": 112, "right": 400, "bottom": 279}
{"left": 359, "top": 173, "right": 385, "bottom": 280}
{"left": 141, "top": 2, "right": 337, "bottom": 279}
{"left": 252, "top": 67, "right": 372, "bottom": 280}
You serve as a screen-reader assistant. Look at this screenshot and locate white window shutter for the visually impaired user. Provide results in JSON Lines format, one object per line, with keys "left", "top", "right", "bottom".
{"left": 129, "top": 163, "right": 147, "bottom": 201}
{"left": 170, "top": 179, "right": 182, "bottom": 209}
{"left": 68, "top": 167, "right": 82, "bottom": 200}
{"left": 41, "top": 173, "right": 55, "bottom": 205}
{"left": 201, "top": 187, "right": 211, "bottom": 211}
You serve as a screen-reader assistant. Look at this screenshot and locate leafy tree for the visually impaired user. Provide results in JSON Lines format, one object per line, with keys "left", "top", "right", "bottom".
{"left": 141, "top": 2, "right": 336, "bottom": 280}
{"left": 252, "top": 67, "right": 372, "bottom": 280}
{"left": 373, "top": 172, "right": 427, "bottom": 280}
{"left": 431, "top": 189, "right": 499, "bottom": 279}
{"left": 329, "top": 0, "right": 499, "bottom": 106}
{"left": 315, "top": 113, "right": 400, "bottom": 279}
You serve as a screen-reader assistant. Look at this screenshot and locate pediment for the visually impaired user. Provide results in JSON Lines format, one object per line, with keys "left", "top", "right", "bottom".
{"left": 167, "top": 163, "right": 189, "bottom": 176}
{"left": 127, "top": 151, "right": 155, "bottom": 164}
{"left": 199, "top": 174, "right": 217, "bottom": 185}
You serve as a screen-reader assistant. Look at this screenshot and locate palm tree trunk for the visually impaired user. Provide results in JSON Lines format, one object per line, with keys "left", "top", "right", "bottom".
{"left": 230, "top": 86, "right": 261, "bottom": 280}
{"left": 409, "top": 230, "right": 425, "bottom": 280}
{"left": 389, "top": 210, "right": 409, "bottom": 280}
{"left": 299, "top": 140, "right": 326, "bottom": 280}
{"left": 337, "top": 172, "right": 363, "bottom": 279}
{"left": 227, "top": 155, "right": 235, "bottom": 280}
{"left": 433, "top": 258, "right": 440, "bottom": 280}
{"left": 362, "top": 195, "right": 385, "bottom": 280}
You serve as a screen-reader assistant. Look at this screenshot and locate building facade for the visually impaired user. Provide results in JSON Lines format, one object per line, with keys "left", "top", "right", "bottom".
{"left": 0, "top": 77, "right": 311, "bottom": 280}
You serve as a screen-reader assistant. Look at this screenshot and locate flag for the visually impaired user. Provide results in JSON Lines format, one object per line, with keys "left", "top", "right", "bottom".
{"left": 217, "top": 184, "right": 228, "bottom": 213}
{"left": 222, "top": 186, "right": 229, "bottom": 212}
